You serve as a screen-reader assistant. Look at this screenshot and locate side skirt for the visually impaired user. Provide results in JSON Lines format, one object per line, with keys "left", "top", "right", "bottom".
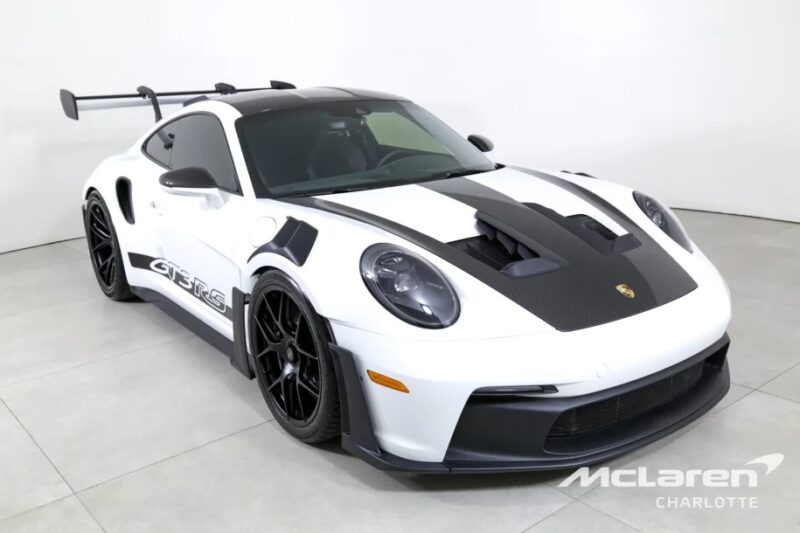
{"left": 130, "top": 286, "right": 253, "bottom": 379}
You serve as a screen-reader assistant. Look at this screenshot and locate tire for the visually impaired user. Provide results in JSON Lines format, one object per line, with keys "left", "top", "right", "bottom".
{"left": 249, "top": 271, "right": 340, "bottom": 443}
{"left": 84, "top": 191, "right": 135, "bottom": 301}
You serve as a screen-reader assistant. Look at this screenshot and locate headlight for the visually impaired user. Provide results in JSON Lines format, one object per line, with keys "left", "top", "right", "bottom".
{"left": 633, "top": 191, "right": 692, "bottom": 252}
{"left": 360, "top": 243, "right": 460, "bottom": 328}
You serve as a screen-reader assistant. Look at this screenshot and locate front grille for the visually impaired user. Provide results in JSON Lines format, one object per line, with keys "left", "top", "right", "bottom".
{"left": 549, "top": 361, "right": 706, "bottom": 437}
{"left": 444, "top": 337, "right": 729, "bottom": 465}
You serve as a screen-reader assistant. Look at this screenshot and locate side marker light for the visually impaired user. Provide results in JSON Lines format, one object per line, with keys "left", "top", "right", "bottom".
{"left": 367, "top": 370, "right": 410, "bottom": 393}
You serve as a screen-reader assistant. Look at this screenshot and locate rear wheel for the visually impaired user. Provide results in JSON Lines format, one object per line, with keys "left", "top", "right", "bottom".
{"left": 84, "top": 191, "right": 134, "bottom": 301}
{"left": 249, "top": 271, "right": 340, "bottom": 443}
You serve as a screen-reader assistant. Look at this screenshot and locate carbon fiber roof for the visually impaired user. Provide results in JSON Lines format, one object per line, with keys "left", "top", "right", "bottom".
{"left": 217, "top": 87, "right": 408, "bottom": 115}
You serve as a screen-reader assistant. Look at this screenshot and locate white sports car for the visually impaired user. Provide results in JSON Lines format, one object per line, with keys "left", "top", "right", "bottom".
{"left": 60, "top": 81, "right": 731, "bottom": 472}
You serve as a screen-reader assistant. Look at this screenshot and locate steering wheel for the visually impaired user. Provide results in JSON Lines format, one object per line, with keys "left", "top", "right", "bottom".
{"left": 376, "top": 149, "right": 416, "bottom": 168}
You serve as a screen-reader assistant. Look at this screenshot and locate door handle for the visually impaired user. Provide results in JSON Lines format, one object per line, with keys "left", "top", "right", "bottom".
{"left": 150, "top": 201, "right": 164, "bottom": 215}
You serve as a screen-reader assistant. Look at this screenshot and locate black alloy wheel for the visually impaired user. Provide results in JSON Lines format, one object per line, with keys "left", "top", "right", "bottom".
{"left": 250, "top": 271, "right": 340, "bottom": 442}
{"left": 84, "top": 192, "right": 134, "bottom": 300}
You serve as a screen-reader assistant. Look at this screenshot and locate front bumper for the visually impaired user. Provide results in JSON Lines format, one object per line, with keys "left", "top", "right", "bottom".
{"left": 330, "top": 334, "right": 730, "bottom": 473}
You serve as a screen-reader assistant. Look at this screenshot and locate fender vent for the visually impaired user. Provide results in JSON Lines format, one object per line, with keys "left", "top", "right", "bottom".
{"left": 116, "top": 177, "right": 135, "bottom": 224}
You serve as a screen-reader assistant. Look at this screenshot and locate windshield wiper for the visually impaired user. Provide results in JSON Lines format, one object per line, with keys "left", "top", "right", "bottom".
{"left": 426, "top": 167, "right": 492, "bottom": 182}
{"left": 288, "top": 167, "right": 493, "bottom": 197}
{"left": 292, "top": 184, "right": 378, "bottom": 197}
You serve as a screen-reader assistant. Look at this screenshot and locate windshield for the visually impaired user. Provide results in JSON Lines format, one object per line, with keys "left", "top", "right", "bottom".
{"left": 236, "top": 100, "right": 495, "bottom": 197}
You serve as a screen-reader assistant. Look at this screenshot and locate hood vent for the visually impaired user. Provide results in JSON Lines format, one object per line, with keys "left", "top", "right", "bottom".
{"left": 450, "top": 218, "right": 565, "bottom": 278}
{"left": 450, "top": 205, "right": 641, "bottom": 278}
{"left": 525, "top": 203, "right": 640, "bottom": 256}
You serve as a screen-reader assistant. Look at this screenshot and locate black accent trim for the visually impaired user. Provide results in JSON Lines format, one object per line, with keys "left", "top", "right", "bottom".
{"left": 561, "top": 170, "right": 596, "bottom": 178}
{"left": 328, "top": 345, "right": 379, "bottom": 455}
{"left": 60, "top": 89, "right": 79, "bottom": 120}
{"left": 467, "top": 134, "right": 494, "bottom": 152}
{"left": 328, "top": 344, "right": 448, "bottom": 473}
{"left": 159, "top": 167, "right": 216, "bottom": 189}
{"left": 247, "top": 217, "right": 318, "bottom": 266}
{"left": 130, "top": 285, "right": 253, "bottom": 379}
{"left": 231, "top": 287, "right": 254, "bottom": 378}
{"left": 183, "top": 95, "right": 209, "bottom": 107}
{"left": 333, "top": 335, "right": 729, "bottom": 473}
{"left": 473, "top": 385, "right": 558, "bottom": 397}
{"left": 131, "top": 286, "right": 233, "bottom": 357}
{"left": 136, "top": 85, "right": 163, "bottom": 122}
{"left": 115, "top": 177, "right": 135, "bottom": 224}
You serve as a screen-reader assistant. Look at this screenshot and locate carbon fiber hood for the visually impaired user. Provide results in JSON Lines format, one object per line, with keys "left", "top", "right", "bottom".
{"left": 292, "top": 167, "right": 697, "bottom": 331}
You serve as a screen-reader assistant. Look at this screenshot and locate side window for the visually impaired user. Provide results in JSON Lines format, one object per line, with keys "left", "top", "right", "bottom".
{"left": 143, "top": 114, "right": 239, "bottom": 193}
{"left": 143, "top": 125, "right": 173, "bottom": 166}
{"left": 365, "top": 112, "right": 448, "bottom": 154}
{"left": 169, "top": 115, "right": 239, "bottom": 193}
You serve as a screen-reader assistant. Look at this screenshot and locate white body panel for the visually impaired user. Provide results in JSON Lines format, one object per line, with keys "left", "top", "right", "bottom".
{"left": 81, "top": 97, "right": 732, "bottom": 465}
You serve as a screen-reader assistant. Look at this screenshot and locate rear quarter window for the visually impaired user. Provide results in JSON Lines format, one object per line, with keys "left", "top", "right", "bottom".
{"left": 141, "top": 114, "right": 240, "bottom": 193}
{"left": 143, "top": 127, "right": 173, "bottom": 166}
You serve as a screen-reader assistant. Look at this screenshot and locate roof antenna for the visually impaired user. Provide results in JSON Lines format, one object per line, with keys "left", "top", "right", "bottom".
{"left": 270, "top": 80, "right": 296, "bottom": 89}
{"left": 136, "top": 86, "right": 162, "bottom": 122}
{"left": 215, "top": 82, "right": 237, "bottom": 94}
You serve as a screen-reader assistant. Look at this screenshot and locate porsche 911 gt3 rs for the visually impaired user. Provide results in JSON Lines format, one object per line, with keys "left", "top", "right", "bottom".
{"left": 60, "top": 81, "right": 731, "bottom": 472}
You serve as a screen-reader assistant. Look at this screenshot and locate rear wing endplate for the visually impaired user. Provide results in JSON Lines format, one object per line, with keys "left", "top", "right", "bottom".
{"left": 59, "top": 80, "right": 296, "bottom": 122}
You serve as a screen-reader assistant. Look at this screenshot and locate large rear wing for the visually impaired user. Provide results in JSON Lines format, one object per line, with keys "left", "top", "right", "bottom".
{"left": 59, "top": 80, "right": 296, "bottom": 122}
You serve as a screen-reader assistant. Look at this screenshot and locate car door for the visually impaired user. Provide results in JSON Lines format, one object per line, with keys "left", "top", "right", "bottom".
{"left": 148, "top": 113, "right": 245, "bottom": 334}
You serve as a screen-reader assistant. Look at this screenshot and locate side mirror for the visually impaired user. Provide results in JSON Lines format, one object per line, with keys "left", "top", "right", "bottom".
{"left": 467, "top": 134, "right": 494, "bottom": 152}
{"left": 159, "top": 167, "right": 216, "bottom": 191}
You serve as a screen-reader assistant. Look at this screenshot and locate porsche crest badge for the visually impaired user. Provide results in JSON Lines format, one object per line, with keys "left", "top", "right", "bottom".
{"left": 615, "top": 284, "right": 635, "bottom": 299}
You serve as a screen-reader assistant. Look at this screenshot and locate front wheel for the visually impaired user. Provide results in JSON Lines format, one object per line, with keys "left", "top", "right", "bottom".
{"left": 84, "top": 191, "right": 135, "bottom": 301}
{"left": 249, "top": 271, "right": 340, "bottom": 443}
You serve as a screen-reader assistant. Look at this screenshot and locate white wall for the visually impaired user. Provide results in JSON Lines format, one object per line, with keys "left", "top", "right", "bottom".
{"left": 1, "top": 0, "right": 797, "bottom": 252}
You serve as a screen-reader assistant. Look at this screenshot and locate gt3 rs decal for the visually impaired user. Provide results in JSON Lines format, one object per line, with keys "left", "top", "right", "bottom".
{"left": 128, "top": 253, "right": 233, "bottom": 319}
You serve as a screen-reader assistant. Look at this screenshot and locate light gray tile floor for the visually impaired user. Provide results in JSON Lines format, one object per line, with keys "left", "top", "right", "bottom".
{"left": 526, "top": 500, "right": 638, "bottom": 532}
{"left": 0, "top": 496, "right": 102, "bottom": 533}
{"left": 0, "top": 212, "right": 797, "bottom": 532}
